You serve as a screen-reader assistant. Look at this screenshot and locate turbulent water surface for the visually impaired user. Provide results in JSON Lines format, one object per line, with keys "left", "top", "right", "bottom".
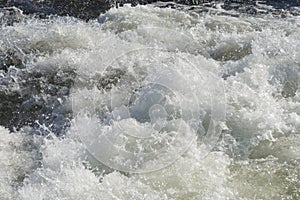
{"left": 1, "top": 0, "right": 300, "bottom": 199}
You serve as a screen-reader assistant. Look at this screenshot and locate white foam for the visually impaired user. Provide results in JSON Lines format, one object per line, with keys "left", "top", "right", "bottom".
{"left": 0, "top": 4, "right": 300, "bottom": 199}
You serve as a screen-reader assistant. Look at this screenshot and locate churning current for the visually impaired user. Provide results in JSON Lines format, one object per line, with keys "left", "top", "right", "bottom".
{"left": 0, "top": 1, "right": 300, "bottom": 199}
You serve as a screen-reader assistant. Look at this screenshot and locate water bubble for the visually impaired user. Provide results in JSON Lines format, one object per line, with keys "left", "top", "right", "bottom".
{"left": 72, "top": 27, "right": 226, "bottom": 173}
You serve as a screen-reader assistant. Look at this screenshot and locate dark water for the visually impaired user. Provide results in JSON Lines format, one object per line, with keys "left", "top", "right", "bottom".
{"left": 1, "top": 0, "right": 300, "bottom": 20}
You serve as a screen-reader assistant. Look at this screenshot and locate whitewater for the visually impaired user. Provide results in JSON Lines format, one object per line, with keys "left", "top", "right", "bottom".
{"left": 0, "top": 2, "right": 300, "bottom": 199}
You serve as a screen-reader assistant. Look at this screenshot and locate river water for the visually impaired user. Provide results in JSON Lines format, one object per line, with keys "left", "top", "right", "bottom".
{"left": 1, "top": 1, "right": 300, "bottom": 199}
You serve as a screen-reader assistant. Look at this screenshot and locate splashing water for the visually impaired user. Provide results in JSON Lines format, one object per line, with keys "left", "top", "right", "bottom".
{"left": 0, "top": 2, "right": 300, "bottom": 200}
